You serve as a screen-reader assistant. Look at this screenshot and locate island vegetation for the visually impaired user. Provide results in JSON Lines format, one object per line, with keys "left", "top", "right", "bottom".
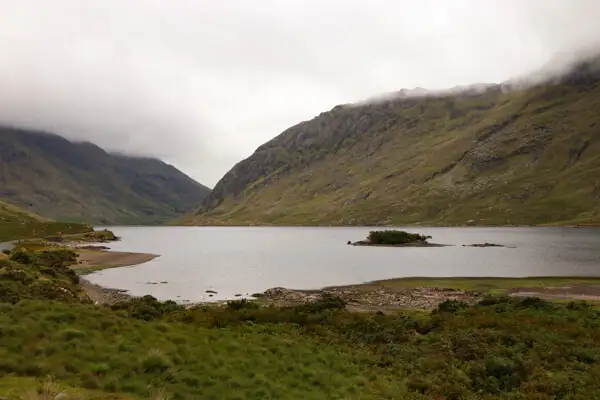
{"left": 350, "top": 230, "right": 440, "bottom": 247}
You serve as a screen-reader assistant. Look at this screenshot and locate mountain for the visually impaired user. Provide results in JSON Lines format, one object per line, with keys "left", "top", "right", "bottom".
{"left": 0, "top": 128, "right": 210, "bottom": 224}
{"left": 187, "top": 54, "right": 600, "bottom": 226}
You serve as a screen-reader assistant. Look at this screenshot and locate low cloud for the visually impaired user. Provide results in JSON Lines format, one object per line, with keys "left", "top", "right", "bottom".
{"left": 0, "top": 0, "right": 599, "bottom": 186}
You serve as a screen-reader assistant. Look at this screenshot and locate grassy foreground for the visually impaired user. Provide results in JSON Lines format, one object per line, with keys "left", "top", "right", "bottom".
{"left": 3, "top": 249, "right": 600, "bottom": 398}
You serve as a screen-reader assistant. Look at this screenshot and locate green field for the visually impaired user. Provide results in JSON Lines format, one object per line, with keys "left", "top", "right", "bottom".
{"left": 3, "top": 248, "right": 600, "bottom": 399}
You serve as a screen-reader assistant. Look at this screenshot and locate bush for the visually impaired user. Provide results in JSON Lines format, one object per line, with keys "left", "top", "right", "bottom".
{"left": 435, "top": 300, "right": 470, "bottom": 314}
{"left": 9, "top": 250, "right": 34, "bottom": 265}
{"left": 226, "top": 298, "right": 259, "bottom": 311}
{"left": 298, "top": 294, "right": 347, "bottom": 313}
{"left": 367, "top": 230, "right": 432, "bottom": 245}
{"left": 111, "top": 295, "right": 184, "bottom": 321}
{"left": 139, "top": 349, "right": 172, "bottom": 373}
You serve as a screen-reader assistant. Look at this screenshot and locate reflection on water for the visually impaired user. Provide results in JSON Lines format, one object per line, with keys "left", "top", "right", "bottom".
{"left": 85, "top": 226, "right": 600, "bottom": 303}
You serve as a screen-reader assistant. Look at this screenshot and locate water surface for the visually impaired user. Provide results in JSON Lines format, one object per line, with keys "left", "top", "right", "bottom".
{"left": 85, "top": 226, "right": 600, "bottom": 302}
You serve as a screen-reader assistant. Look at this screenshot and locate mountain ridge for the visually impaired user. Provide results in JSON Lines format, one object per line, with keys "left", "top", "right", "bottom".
{"left": 0, "top": 127, "right": 210, "bottom": 224}
{"left": 187, "top": 53, "right": 600, "bottom": 226}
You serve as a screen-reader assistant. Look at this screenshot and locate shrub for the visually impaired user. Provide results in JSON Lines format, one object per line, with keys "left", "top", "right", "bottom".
{"left": 111, "top": 295, "right": 184, "bottom": 321}
{"left": 61, "top": 328, "right": 87, "bottom": 341}
{"left": 367, "top": 230, "right": 432, "bottom": 245}
{"left": 9, "top": 250, "right": 34, "bottom": 265}
{"left": 139, "top": 349, "right": 172, "bottom": 373}
{"left": 435, "top": 300, "right": 470, "bottom": 314}
{"left": 298, "top": 294, "right": 347, "bottom": 313}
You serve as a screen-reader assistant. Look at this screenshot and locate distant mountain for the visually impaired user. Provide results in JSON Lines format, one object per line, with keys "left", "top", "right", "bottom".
{"left": 186, "top": 53, "right": 600, "bottom": 226}
{"left": 0, "top": 128, "right": 210, "bottom": 224}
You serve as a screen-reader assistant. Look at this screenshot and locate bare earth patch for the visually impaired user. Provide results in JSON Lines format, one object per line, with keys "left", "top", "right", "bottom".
{"left": 74, "top": 250, "right": 158, "bottom": 270}
{"left": 73, "top": 250, "right": 159, "bottom": 305}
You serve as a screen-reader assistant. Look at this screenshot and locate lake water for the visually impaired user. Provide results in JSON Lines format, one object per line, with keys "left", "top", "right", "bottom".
{"left": 83, "top": 226, "right": 600, "bottom": 303}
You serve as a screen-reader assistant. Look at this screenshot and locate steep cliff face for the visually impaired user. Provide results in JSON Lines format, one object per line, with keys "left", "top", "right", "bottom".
{"left": 187, "top": 55, "right": 600, "bottom": 226}
{"left": 0, "top": 128, "right": 210, "bottom": 224}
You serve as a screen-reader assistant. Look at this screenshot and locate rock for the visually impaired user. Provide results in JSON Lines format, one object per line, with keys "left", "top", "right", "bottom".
{"left": 263, "top": 285, "right": 478, "bottom": 311}
{"left": 235, "top": 294, "right": 242, "bottom": 297}
{"left": 466, "top": 243, "right": 506, "bottom": 247}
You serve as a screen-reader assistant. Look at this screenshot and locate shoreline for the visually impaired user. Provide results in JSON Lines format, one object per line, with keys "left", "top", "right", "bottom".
{"left": 259, "top": 276, "right": 600, "bottom": 311}
{"left": 73, "top": 250, "right": 159, "bottom": 305}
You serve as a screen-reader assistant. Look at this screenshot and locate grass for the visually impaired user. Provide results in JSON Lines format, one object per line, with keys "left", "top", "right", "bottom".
{"left": 0, "top": 375, "right": 137, "bottom": 400}
{"left": 0, "top": 301, "right": 400, "bottom": 399}
{"left": 0, "top": 200, "right": 93, "bottom": 242}
{"left": 5, "top": 247, "right": 600, "bottom": 398}
{"left": 52, "top": 230, "right": 119, "bottom": 243}
{"left": 4, "top": 293, "right": 600, "bottom": 398}
{"left": 0, "top": 222, "right": 93, "bottom": 242}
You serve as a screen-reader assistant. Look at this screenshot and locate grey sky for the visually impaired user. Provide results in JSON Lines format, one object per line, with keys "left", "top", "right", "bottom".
{"left": 0, "top": 0, "right": 599, "bottom": 186}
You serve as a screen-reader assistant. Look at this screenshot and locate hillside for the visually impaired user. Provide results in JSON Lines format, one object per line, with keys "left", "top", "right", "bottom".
{"left": 0, "top": 199, "right": 48, "bottom": 223}
{"left": 0, "top": 128, "right": 210, "bottom": 224}
{"left": 188, "top": 54, "right": 600, "bottom": 226}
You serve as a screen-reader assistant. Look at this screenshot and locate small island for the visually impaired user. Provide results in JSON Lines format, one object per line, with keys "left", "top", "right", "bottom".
{"left": 349, "top": 230, "right": 448, "bottom": 247}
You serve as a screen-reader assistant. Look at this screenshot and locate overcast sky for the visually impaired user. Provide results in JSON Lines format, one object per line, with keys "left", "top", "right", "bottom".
{"left": 0, "top": 0, "right": 599, "bottom": 186}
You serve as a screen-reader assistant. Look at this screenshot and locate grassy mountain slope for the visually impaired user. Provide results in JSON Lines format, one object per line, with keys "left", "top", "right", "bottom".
{"left": 188, "top": 56, "right": 600, "bottom": 226}
{"left": 0, "top": 200, "right": 48, "bottom": 223}
{"left": 0, "top": 200, "right": 92, "bottom": 242}
{"left": 0, "top": 128, "right": 210, "bottom": 224}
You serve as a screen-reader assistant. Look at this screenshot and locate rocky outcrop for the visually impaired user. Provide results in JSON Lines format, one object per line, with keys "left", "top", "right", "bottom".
{"left": 261, "top": 286, "right": 478, "bottom": 311}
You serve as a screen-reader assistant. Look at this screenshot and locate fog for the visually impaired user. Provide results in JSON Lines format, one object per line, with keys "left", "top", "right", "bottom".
{"left": 0, "top": 0, "right": 599, "bottom": 186}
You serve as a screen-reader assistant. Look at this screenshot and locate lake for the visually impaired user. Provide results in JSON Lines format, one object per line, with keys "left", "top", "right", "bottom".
{"left": 84, "top": 226, "right": 600, "bottom": 303}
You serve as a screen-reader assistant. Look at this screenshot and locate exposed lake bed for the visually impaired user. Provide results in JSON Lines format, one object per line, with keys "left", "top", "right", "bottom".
{"left": 80, "top": 226, "right": 600, "bottom": 304}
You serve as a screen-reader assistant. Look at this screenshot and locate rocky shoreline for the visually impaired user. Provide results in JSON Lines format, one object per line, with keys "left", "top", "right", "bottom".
{"left": 79, "top": 277, "right": 134, "bottom": 305}
{"left": 260, "top": 285, "right": 480, "bottom": 312}
{"left": 350, "top": 241, "right": 450, "bottom": 247}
